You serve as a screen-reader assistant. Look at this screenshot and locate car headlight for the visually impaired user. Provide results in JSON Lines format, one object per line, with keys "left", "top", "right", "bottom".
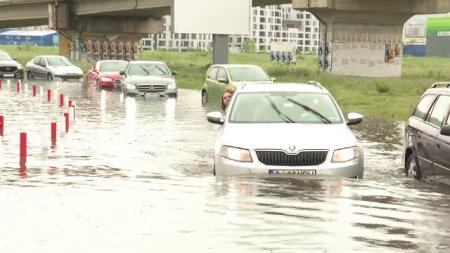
{"left": 167, "top": 82, "right": 177, "bottom": 90}
{"left": 17, "top": 64, "right": 23, "bottom": 70}
{"left": 332, "top": 147, "right": 359, "bottom": 163}
{"left": 126, "top": 83, "right": 136, "bottom": 90}
{"left": 100, "top": 77, "right": 112, "bottom": 82}
{"left": 220, "top": 145, "right": 252, "bottom": 162}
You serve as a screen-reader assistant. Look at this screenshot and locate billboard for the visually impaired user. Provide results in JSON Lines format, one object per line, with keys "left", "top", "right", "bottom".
{"left": 171, "top": 0, "right": 250, "bottom": 35}
{"left": 427, "top": 17, "right": 450, "bottom": 57}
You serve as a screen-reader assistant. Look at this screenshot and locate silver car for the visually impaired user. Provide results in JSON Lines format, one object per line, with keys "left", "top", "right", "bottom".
{"left": 206, "top": 82, "right": 364, "bottom": 178}
{"left": 25, "top": 55, "right": 83, "bottom": 81}
{"left": 119, "top": 61, "right": 178, "bottom": 97}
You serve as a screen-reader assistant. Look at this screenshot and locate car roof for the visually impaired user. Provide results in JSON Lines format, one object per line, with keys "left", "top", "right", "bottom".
{"left": 97, "top": 60, "right": 128, "bottom": 63}
{"left": 424, "top": 82, "right": 450, "bottom": 95}
{"left": 235, "top": 82, "right": 330, "bottom": 94}
{"left": 129, "top": 60, "right": 166, "bottom": 64}
{"left": 35, "top": 55, "right": 67, "bottom": 58}
{"left": 210, "top": 64, "right": 263, "bottom": 68}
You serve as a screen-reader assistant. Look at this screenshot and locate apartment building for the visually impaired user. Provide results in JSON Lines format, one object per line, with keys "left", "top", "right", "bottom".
{"left": 142, "top": 4, "right": 320, "bottom": 53}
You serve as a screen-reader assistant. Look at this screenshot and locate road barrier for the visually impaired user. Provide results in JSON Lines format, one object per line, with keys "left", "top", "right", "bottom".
{"left": 0, "top": 80, "right": 78, "bottom": 170}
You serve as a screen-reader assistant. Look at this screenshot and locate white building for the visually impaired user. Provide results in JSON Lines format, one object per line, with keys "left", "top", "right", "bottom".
{"left": 142, "top": 4, "right": 320, "bottom": 53}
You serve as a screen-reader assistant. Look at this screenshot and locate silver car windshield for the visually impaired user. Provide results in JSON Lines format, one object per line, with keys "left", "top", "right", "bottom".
{"left": 128, "top": 63, "right": 170, "bottom": 76}
{"left": 229, "top": 92, "right": 343, "bottom": 124}
{"left": 46, "top": 56, "right": 72, "bottom": 67}
{"left": 228, "top": 67, "right": 272, "bottom": 82}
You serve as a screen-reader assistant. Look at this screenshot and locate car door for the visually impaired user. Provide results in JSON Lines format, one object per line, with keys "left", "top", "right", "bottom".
{"left": 215, "top": 67, "right": 229, "bottom": 101}
{"left": 205, "top": 66, "right": 219, "bottom": 101}
{"left": 30, "top": 57, "right": 41, "bottom": 78}
{"left": 37, "top": 57, "right": 48, "bottom": 79}
{"left": 431, "top": 95, "right": 450, "bottom": 183}
{"left": 408, "top": 94, "right": 437, "bottom": 179}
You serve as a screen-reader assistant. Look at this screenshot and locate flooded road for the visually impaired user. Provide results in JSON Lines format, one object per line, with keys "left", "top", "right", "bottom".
{"left": 1, "top": 80, "right": 450, "bottom": 253}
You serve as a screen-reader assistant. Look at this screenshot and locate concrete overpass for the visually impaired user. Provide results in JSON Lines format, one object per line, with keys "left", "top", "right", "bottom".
{"left": 1, "top": 0, "right": 450, "bottom": 77}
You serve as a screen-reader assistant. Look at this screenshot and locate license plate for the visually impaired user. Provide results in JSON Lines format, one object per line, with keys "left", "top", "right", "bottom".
{"left": 144, "top": 93, "right": 159, "bottom": 98}
{"left": 268, "top": 169, "right": 317, "bottom": 175}
{"left": 3, "top": 74, "right": 14, "bottom": 78}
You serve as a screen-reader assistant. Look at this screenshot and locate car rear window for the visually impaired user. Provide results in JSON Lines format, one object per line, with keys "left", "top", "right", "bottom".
{"left": 229, "top": 92, "right": 343, "bottom": 124}
{"left": 228, "top": 67, "right": 272, "bottom": 82}
{"left": 412, "top": 94, "right": 437, "bottom": 120}
{"left": 428, "top": 95, "right": 450, "bottom": 127}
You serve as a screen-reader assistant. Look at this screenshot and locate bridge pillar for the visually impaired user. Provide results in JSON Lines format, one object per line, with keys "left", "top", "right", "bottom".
{"left": 212, "top": 34, "right": 229, "bottom": 65}
{"left": 293, "top": 0, "right": 414, "bottom": 77}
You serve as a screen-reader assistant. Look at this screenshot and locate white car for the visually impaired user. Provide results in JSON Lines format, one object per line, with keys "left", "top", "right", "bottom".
{"left": 26, "top": 55, "right": 83, "bottom": 81}
{"left": 206, "top": 82, "right": 364, "bottom": 178}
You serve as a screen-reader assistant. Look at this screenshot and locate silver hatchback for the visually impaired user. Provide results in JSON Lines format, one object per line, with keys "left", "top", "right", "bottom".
{"left": 206, "top": 82, "right": 364, "bottom": 178}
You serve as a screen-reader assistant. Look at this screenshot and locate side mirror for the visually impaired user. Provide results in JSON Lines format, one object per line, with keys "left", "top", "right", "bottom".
{"left": 171, "top": 70, "right": 178, "bottom": 76}
{"left": 119, "top": 70, "right": 125, "bottom": 75}
{"left": 347, "top": 112, "right": 363, "bottom": 126}
{"left": 217, "top": 77, "right": 228, "bottom": 84}
{"left": 206, "top": 111, "right": 224, "bottom": 125}
{"left": 271, "top": 77, "right": 276, "bottom": 82}
{"left": 441, "top": 125, "right": 450, "bottom": 136}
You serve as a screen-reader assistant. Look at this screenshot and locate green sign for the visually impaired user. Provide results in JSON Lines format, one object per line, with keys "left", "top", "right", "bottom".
{"left": 427, "top": 17, "right": 450, "bottom": 57}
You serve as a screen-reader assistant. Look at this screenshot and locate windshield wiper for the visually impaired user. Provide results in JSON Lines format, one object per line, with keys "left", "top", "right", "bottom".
{"left": 267, "top": 97, "right": 294, "bottom": 123}
{"left": 139, "top": 65, "right": 150, "bottom": 75}
{"left": 287, "top": 98, "right": 332, "bottom": 124}
{"left": 153, "top": 65, "right": 168, "bottom": 76}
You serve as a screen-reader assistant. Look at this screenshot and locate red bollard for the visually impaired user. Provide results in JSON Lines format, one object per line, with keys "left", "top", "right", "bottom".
{"left": 32, "top": 84, "right": 37, "bottom": 97}
{"left": 51, "top": 122, "right": 57, "bottom": 146}
{"left": 20, "top": 132, "right": 27, "bottom": 166}
{"left": 60, "top": 94, "right": 64, "bottom": 107}
{"left": 0, "top": 115, "right": 4, "bottom": 136}
{"left": 0, "top": 79, "right": 2, "bottom": 90}
{"left": 64, "top": 113, "right": 69, "bottom": 132}
{"left": 68, "top": 100, "right": 72, "bottom": 107}
{"left": 47, "top": 89, "right": 51, "bottom": 102}
{"left": 16, "top": 80, "right": 20, "bottom": 93}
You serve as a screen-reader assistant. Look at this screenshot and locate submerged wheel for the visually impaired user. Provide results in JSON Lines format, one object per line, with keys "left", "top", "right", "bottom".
{"left": 201, "top": 90, "right": 208, "bottom": 106}
{"left": 406, "top": 152, "right": 421, "bottom": 179}
{"left": 46, "top": 73, "right": 53, "bottom": 81}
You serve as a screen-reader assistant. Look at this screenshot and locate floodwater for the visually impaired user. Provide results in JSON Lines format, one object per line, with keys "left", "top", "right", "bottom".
{"left": 1, "top": 80, "right": 450, "bottom": 253}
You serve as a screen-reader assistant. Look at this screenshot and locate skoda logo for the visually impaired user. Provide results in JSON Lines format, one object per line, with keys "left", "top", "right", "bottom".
{"left": 5, "top": 67, "right": 10, "bottom": 71}
{"left": 288, "top": 145, "right": 296, "bottom": 152}
{"left": 149, "top": 85, "right": 154, "bottom": 90}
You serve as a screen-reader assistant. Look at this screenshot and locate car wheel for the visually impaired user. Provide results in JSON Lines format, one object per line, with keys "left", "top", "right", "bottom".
{"left": 201, "top": 90, "right": 208, "bottom": 106}
{"left": 27, "top": 71, "right": 33, "bottom": 80}
{"left": 213, "top": 165, "right": 216, "bottom": 176}
{"left": 47, "top": 73, "right": 53, "bottom": 81}
{"left": 406, "top": 152, "right": 421, "bottom": 179}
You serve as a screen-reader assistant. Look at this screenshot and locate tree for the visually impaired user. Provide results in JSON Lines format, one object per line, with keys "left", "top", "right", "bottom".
{"left": 242, "top": 39, "right": 256, "bottom": 53}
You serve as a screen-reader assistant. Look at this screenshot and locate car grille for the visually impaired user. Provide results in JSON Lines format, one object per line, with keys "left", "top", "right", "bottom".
{"left": 255, "top": 150, "right": 328, "bottom": 166}
{"left": 137, "top": 84, "right": 167, "bottom": 93}
{"left": 0, "top": 66, "right": 17, "bottom": 73}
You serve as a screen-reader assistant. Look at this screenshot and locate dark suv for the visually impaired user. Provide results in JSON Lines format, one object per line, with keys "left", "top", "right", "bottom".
{"left": 0, "top": 50, "right": 24, "bottom": 79}
{"left": 404, "top": 82, "right": 450, "bottom": 184}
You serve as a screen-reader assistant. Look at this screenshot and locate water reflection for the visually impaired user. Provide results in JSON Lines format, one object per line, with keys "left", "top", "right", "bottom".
{"left": 1, "top": 80, "right": 450, "bottom": 252}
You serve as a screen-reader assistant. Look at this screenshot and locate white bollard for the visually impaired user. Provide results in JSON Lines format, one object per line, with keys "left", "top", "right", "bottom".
{"left": 6, "top": 80, "right": 10, "bottom": 88}
{"left": 24, "top": 83, "right": 28, "bottom": 92}
{"left": 69, "top": 106, "right": 75, "bottom": 122}
{"left": 65, "top": 95, "right": 70, "bottom": 107}
{"left": 39, "top": 86, "right": 44, "bottom": 97}
{"left": 40, "top": 124, "right": 50, "bottom": 149}
{"left": 59, "top": 115, "right": 65, "bottom": 136}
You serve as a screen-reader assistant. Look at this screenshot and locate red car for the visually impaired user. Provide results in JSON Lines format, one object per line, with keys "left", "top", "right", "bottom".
{"left": 87, "top": 60, "right": 128, "bottom": 88}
